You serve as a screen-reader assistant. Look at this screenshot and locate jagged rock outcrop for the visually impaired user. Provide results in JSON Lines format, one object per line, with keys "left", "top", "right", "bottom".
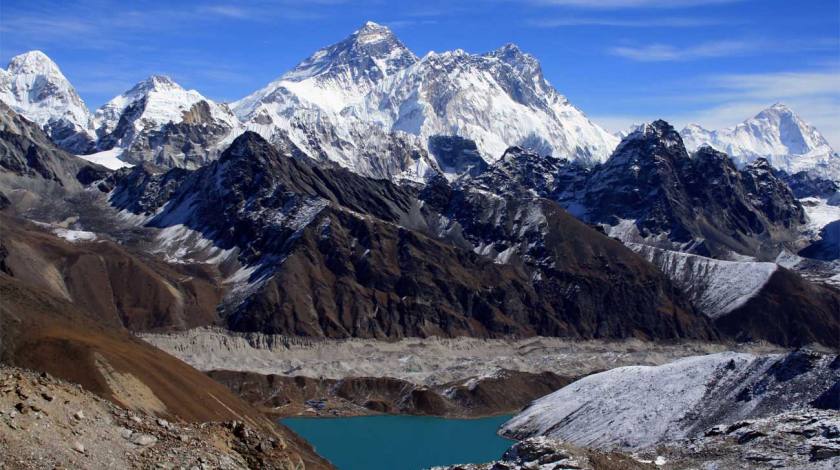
{"left": 582, "top": 122, "right": 806, "bottom": 258}
{"left": 0, "top": 102, "right": 109, "bottom": 207}
{"left": 466, "top": 146, "right": 591, "bottom": 205}
{"left": 480, "top": 121, "right": 807, "bottom": 260}
{"left": 776, "top": 169, "right": 840, "bottom": 199}
{"left": 427, "top": 136, "right": 488, "bottom": 179}
{"left": 432, "top": 436, "right": 653, "bottom": 470}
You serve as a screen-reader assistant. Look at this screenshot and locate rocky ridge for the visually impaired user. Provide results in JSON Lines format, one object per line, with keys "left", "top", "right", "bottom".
{"left": 433, "top": 436, "right": 654, "bottom": 470}
{"left": 0, "top": 366, "right": 330, "bottom": 469}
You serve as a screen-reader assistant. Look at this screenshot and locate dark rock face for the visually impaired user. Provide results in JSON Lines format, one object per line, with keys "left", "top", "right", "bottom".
{"left": 582, "top": 121, "right": 696, "bottom": 240}
{"left": 0, "top": 102, "right": 109, "bottom": 196}
{"left": 776, "top": 169, "right": 839, "bottom": 199}
{"left": 798, "top": 220, "right": 840, "bottom": 260}
{"left": 467, "top": 146, "right": 590, "bottom": 204}
{"left": 427, "top": 135, "right": 488, "bottom": 178}
{"left": 140, "top": 104, "right": 237, "bottom": 169}
{"left": 578, "top": 123, "right": 806, "bottom": 258}
{"left": 43, "top": 117, "right": 96, "bottom": 154}
{"left": 811, "top": 381, "right": 840, "bottom": 410}
{"left": 472, "top": 121, "right": 807, "bottom": 260}
{"left": 109, "top": 164, "right": 191, "bottom": 215}
{"left": 740, "top": 158, "right": 806, "bottom": 230}
{"left": 114, "top": 131, "right": 714, "bottom": 341}
{"left": 98, "top": 100, "right": 238, "bottom": 169}
{"left": 421, "top": 180, "right": 711, "bottom": 340}
{"left": 442, "top": 124, "right": 839, "bottom": 347}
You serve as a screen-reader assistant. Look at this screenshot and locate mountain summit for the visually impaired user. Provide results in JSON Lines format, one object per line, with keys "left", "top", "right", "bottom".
{"left": 233, "top": 21, "right": 618, "bottom": 180}
{"left": 282, "top": 21, "right": 417, "bottom": 86}
{"left": 236, "top": 21, "right": 417, "bottom": 116}
{"left": 0, "top": 50, "right": 95, "bottom": 153}
{"left": 92, "top": 74, "right": 241, "bottom": 168}
{"left": 680, "top": 103, "right": 839, "bottom": 180}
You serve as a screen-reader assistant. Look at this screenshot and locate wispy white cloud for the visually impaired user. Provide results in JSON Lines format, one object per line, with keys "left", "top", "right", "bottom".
{"left": 609, "top": 37, "right": 837, "bottom": 62}
{"left": 528, "top": 16, "right": 732, "bottom": 27}
{"left": 202, "top": 5, "right": 253, "bottom": 19}
{"left": 530, "top": 0, "right": 742, "bottom": 8}
{"left": 0, "top": 0, "right": 338, "bottom": 53}
{"left": 709, "top": 70, "right": 840, "bottom": 100}
{"left": 610, "top": 40, "right": 758, "bottom": 61}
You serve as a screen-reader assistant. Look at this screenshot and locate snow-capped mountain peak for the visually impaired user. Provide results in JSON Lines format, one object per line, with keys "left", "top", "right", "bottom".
{"left": 91, "top": 74, "right": 241, "bottom": 168}
{"left": 234, "top": 21, "right": 417, "bottom": 122}
{"left": 130, "top": 74, "right": 183, "bottom": 93}
{"left": 484, "top": 43, "right": 544, "bottom": 83}
{"left": 680, "top": 103, "right": 838, "bottom": 180}
{"left": 357, "top": 41, "right": 618, "bottom": 164}
{"left": 233, "top": 22, "right": 618, "bottom": 175}
{"left": 280, "top": 20, "right": 417, "bottom": 84}
{"left": 355, "top": 21, "right": 397, "bottom": 44}
{"left": 6, "top": 50, "right": 64, "bottom": 77}
{"left": 94, "top": 74, "right": 234, "bottom": 137}
{"left": 0, "top": 50, "right": 95, "bottom": 153}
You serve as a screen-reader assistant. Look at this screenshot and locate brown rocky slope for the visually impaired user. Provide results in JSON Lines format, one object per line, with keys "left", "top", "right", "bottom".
{"left": 0, "top": 217, "right": 330, "bottom": 468}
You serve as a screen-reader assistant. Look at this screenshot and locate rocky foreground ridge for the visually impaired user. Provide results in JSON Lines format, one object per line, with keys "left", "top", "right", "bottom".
{"left": 0, "top": 366, "right": 327, "bottom": 469}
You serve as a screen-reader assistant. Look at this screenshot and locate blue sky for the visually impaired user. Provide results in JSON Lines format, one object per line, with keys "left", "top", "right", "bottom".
{"left": 2, "top": 0, "right": 839, "bottom": 146}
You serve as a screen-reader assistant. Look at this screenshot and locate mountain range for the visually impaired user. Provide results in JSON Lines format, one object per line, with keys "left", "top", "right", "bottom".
{"left": 3, "top": 22, "right": 837, "bottom": 184}
{"left": 3, "top": 18, "right": 840, "bottom": 470}
{"left": 2, "top": 93, "right": 838, "bottom": 346}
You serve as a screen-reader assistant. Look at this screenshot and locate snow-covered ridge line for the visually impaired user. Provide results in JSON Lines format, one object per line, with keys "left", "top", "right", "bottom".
{"left": 501, "top": 350, "right": 838, "bottom": 451}
{"left": 628, "top": 243, "right": 777, "bottom": 319}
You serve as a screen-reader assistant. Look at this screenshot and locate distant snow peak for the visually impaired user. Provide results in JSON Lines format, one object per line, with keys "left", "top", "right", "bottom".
{"left": 7, "top": 50, "right": 63, "bottom": 76}
{"left": 680, "top": 103, "right": 839, "bottom": 181}
{"left": 0, "top": 50, "right": 95, "bottom": 153}
{"left": 133, "top": 74, "right": 182, "bottom": 92}
{"left": 354, "top": 21, "right": 393, "bottom": 44}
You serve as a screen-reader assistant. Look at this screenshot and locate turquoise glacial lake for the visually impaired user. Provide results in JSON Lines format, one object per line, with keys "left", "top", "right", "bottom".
{"left": 282, "top": 414, "right": 513, "bottom": 470}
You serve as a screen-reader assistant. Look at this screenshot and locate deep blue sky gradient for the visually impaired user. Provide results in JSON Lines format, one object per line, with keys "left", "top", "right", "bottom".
{"left": 1, "top": 0, "right": 838, "bottom": 144}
